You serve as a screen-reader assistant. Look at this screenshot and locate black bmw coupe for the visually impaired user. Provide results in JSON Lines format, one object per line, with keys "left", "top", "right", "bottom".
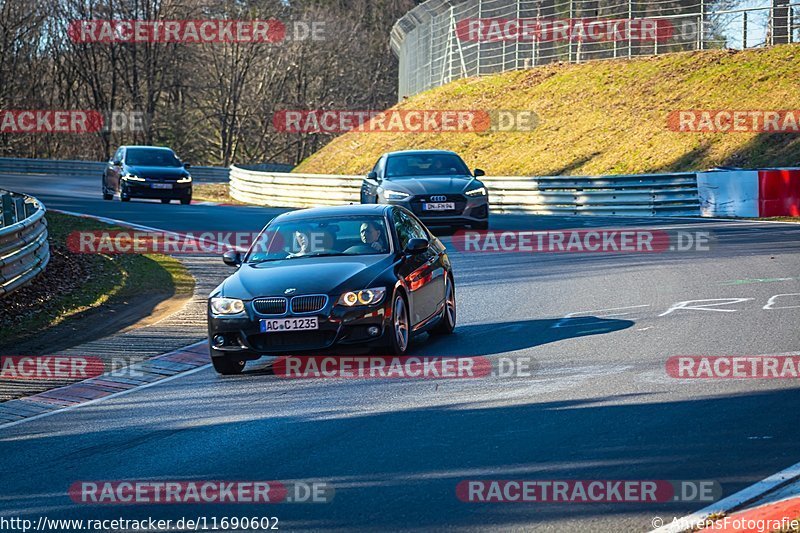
{"left": 207, "top": 204, "right": 456, "bottom": 375}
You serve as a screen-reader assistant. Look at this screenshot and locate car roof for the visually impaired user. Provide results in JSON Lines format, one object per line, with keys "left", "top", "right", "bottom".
{"left": 275, "top": 204, "right": 391, "bottom": 222}
{"left": 384, "top": 149, "right": 459, "bottom": 157}
{"left": 120, "top": 145, "right": 175, "bottom": 151}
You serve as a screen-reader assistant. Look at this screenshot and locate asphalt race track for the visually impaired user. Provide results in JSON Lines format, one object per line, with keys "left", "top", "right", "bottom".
{"left": 1, "top": 171, "right": 800, "bottom": 532}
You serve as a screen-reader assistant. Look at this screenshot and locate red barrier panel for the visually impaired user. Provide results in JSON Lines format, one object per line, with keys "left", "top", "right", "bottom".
{"left": 759, "top": 169, "right": 800, "bottom": 217}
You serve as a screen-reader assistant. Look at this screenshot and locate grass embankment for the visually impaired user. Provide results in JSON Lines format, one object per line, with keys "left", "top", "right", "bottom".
{"left": 0, "top": 212, "right": 194, "bottom": 353}
{"left": 295, "top": 45, "right": 800, "bottom": 176}
{"left": 192, "top": 183, "right": 248, "bottom": 205}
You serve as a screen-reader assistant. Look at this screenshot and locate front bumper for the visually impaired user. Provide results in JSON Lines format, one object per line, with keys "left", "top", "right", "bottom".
{"left": 123, "top": 180, "right": 192, "bottom": 199}
{"left": 208, "top": 299, "right": 391, "bottom": 357}
{"left": 386, "top": 194, "right": 489, "bottom": 227}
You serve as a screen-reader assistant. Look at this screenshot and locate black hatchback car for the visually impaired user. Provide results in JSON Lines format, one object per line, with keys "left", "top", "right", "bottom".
{"left": 102, "top": 145, "right": 192, "bottom": 204}
{"left": 207, "top": 204, "right": 456, "bottom": 375}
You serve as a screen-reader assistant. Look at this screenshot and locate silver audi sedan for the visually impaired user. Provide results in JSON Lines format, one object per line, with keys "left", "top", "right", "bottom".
{"left": 360, "top": 150, "right": 489, "bottom": 230}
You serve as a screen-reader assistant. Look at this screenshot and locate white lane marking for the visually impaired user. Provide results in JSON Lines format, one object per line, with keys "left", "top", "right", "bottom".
{"left": 0, "top": 362, "right": 211, "bottom": 432}
{"left": 764, "top": 293, "right": 800, "bottom": 310}
{"left": 658, "top": 298, "right": 753, "bottom": 317}
{"left": 651, "top": 461, "right": 800, "bottom": 532}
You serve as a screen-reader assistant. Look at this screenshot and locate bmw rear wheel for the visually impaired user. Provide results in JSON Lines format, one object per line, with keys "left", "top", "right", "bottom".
{"left": 389, "top": 292, "right": 410, "bottom": 355}
{"left": 431, "top": 275, "right": 456, "bottom": 335}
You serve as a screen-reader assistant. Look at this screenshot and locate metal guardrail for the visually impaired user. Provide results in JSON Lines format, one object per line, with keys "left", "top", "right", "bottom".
{"left": 230, "top": 166, "right": 362, "bottom": 207}
{"left": 0, "top": 157, "right": 232, "bottom": 183}
{"left": 229, "top": 165, "right": 700, "bottom": 216}
{"left": 0, "top": 190, "right": 49, "bottom": 298}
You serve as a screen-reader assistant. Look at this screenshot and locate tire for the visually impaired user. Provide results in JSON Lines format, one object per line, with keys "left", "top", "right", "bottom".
{"left": 431, "top": 275, "right": 456, "bottom": 335}
{"left": 180, "top": 197, "right": 191, "bottom": 205}
{"left": 120, "top": 187, "right": 131, "bottom": 202}
{"left": 388, "top": 291, "right": 410, "bottom": 355}
{"left": 121, "top": 196, "right": 130, "bottom": 202}
{"left": 101, "top": 180, "right": 113, "bottom": 200}
{"left": 160, "top": 198, "right": 171, "bottom": 204}
{"left": 211, "top": 355, "right": 245, "bottom": 375}
{"left": 473, "top": 221, "right": 489, "bottom": 230}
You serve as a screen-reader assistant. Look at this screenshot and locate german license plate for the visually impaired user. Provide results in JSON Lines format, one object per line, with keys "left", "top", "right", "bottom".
{"left": 260, "top": 317, "right": 319, "bottom": 333}
{"left": 152, "top": 183, "right": 173, "bottom": 189}
{"left": 423, "top": 202, "right": 455, "bottom": 211}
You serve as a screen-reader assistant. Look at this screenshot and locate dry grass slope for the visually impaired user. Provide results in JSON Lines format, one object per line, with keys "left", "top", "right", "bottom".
{"left": 294, "top": 45, "right": 800, "bottom": 176}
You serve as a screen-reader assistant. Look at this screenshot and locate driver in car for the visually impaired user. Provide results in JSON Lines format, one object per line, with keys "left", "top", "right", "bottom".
{"left": 360, "top": 221, "right": 387, "bottom": 253}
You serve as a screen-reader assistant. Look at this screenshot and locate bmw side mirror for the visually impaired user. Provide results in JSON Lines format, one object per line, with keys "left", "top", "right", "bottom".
{"left": 368, "top": 171, "right": 381, "bottom": 182}
{"left": 404, "top": 238, "right": 429, "bottom": 255}
{"left": 183, "top": 162, "right": 191, "bottom": 169}
{"left": 222, "top": 250, "right": 242, "bottom": 267}
{"left": 474, "top": 168, "right": 485, "bottom": 177}
{"left": 113, "top": 160, "right": 122, "bottom": 166}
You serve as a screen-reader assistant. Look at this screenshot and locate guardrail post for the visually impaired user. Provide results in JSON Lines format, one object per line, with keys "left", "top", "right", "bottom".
{"left": 13, "top": 197, "right": 25, "bottom": 224}
{"left": 1, "top": 195, "right": 13, "bottom": 227}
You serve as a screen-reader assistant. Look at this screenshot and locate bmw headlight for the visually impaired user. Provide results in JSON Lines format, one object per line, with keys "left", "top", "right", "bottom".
{"left": 123, "top": 174, "right": 145, "bottom": 182}
{"left": 177, "top": 175, "right": 192, "bottom": 183}
{"left": 383, "top": 190, "right": 410, "bottom": 200}
{"left": 210, "top": 297, "right": 245, "bottom": 315}
{"left": 465, "top": 186, "right": 487, "bottom": 197}
{"left": 338, "top": 288, "right": 387, "bottom": 307}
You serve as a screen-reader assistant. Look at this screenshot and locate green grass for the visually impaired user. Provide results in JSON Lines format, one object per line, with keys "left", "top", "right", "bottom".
{"left": 294, "top": 45, "right": 800, "bottom": 176}
{"left": 0, "top": 212, "right": 194, "bottom": 347}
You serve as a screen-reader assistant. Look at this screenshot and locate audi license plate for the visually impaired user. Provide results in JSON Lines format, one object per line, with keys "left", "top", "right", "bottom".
{"left": 151, "top": 183, "right": 173, "bottom": 189}
{"left": 423, "top": 202, "right": 455, "bottom": 211}
{"left": 260, "top": 317, "right": 319, "bottom": 333}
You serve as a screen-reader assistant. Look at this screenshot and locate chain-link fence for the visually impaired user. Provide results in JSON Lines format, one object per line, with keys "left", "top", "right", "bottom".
{"left": 390, "top": 0, "right": 800, "bottom": 99}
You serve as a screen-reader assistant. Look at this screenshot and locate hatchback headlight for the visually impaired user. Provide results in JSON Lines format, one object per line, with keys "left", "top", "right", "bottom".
{"left": 465, "top": 186, "right": 487, "bottom": 197}
{"left": 384, "top": 190, "right": 410, "bottom": 200}
{"left": 123, "top": 174, "right": 145, "bottom": 181}
{"left": 338, "top": 288, "right": 387, "bottom": 307}
{"left": 177, "top": 176, "right": 192, "bottom": 183}
{"left": 210, "top": 297, "right": 245, "bottom": 315}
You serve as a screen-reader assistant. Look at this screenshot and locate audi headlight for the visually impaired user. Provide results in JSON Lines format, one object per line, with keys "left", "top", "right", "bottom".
{"left": 465, "top": 186, "right": 487, "bottom": 197}
{"left": 210, "top": 297, "right": 245, "bottom": 315}
{"left": 123, "top": 174, "right": 145, "bottom": 182}
{"left": 384, "top": 190, "right": 410, "bottom": 200}
{"left": 177, "top": 176, "right": 192, "bottom": 183}
{"left": 338, "top": 288, "right": 387, "bottom": 307}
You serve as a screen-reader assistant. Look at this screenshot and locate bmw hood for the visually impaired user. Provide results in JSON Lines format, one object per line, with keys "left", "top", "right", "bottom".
{"left": 382, "top": 175, "right": 480, "bottom": 196}
{"left": 219, "top": 254, "right": 394, "bottom": 300}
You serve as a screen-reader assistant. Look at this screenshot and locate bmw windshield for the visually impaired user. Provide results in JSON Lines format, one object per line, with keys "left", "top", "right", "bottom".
{"left": 246, "top": 216, "right": 392, "bottom": 263}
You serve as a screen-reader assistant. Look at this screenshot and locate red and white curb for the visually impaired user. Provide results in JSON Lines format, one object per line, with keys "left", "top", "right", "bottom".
{"left": 0, "top": 209, "right": 226, "bottom": 430}
{"left": 0, "top": 341, "right": 211, "bottom": 430}
{"left": 652, "top": 462, "right": 800, "bottom": 532}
